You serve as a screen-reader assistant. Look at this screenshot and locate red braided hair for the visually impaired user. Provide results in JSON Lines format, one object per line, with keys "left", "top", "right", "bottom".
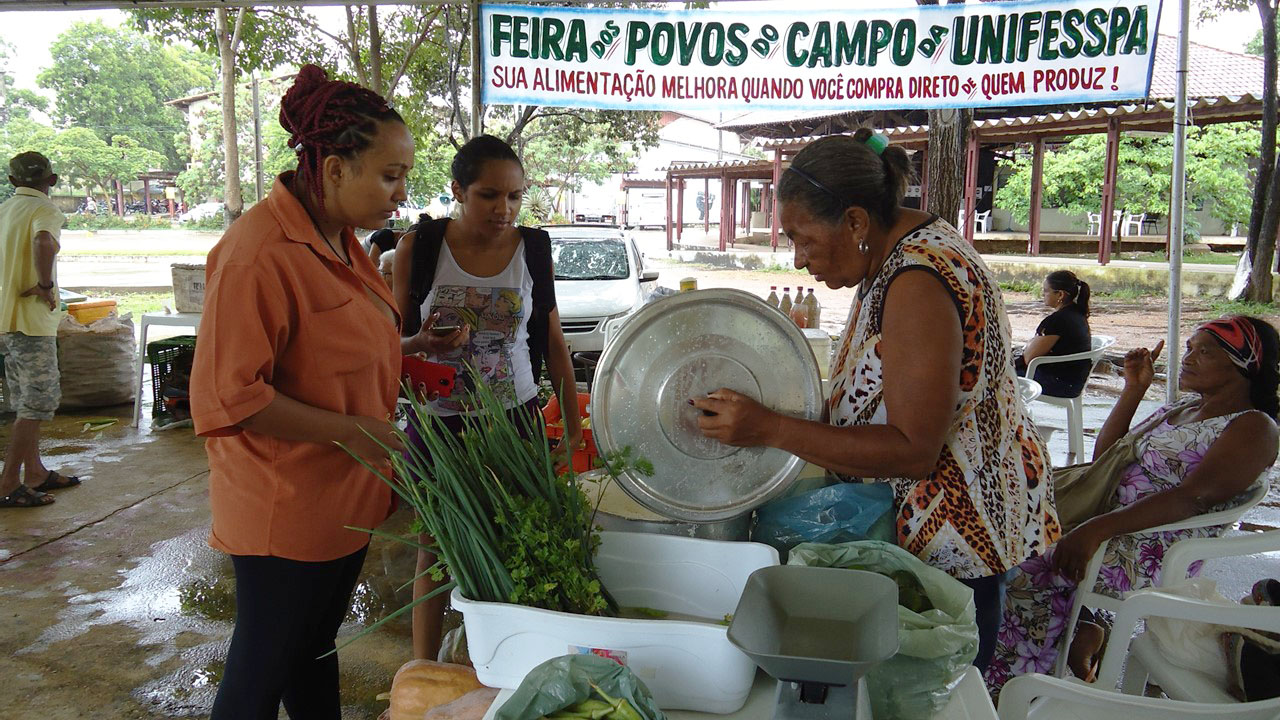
{"left": 279, "top": 64, "right": 404, "bottom": 209}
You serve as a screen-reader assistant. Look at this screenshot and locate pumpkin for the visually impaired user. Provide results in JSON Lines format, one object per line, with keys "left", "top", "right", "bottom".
{"left": 388, "top": 659, "right": 486, "bottom": 720}
{"left": 424, "top": 687, "right": 501, "bottom": 720}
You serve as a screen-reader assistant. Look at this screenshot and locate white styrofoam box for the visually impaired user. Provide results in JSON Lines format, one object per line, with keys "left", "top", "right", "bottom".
{"left": 802, "top": 327, "right": 832, "bottom": 379}
{"left": 453, "top": 531, "right": 780, "bottom": 714}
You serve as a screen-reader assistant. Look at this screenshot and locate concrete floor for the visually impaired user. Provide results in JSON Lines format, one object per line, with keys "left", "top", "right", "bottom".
{"left": 0, "top": 404, "right": 419, "bottom": 719}
{"left": 4, "top": 388, "right": 1277, "bottom": 719}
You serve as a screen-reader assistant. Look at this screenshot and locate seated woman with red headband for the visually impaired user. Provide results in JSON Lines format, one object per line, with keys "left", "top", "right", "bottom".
{"left": 987, "top": 315, "right": 1280, "bottom": 697}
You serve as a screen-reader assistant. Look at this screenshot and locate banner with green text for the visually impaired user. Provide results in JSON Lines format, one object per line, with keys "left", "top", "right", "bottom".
{"left": 481, "top": 0, "right": 1161, "bottom": 112}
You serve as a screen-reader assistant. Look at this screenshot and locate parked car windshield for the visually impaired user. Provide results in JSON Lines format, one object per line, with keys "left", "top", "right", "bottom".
{"left": 551, "top": 239, "right": 630, "bottom": 280}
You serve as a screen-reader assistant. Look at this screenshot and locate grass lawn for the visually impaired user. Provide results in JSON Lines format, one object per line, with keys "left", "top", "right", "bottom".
{"left": 1029, "top": 251, "right": 1241, "bottom": 266}
{"left": 111, "top": 292, "right": 172, "bottom": 319}
{"left": 1116, "top": 250, "right": 1241, "bottom": 265}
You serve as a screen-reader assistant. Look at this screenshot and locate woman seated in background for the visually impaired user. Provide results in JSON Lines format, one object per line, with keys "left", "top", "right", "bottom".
{"left": 986, "top": 316, "right": 1280, "bottom": 699}
{"left": 1016, "top": 270, "right": 1093, "bottom": 398}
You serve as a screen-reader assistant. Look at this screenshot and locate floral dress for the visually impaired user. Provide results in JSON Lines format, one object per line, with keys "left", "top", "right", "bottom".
{"left": 985, "top": 399, "right": 1263, "bottom": 696}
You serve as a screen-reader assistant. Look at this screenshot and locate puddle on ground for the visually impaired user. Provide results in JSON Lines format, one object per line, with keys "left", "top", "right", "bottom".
{"left": 22, "top": 511, "right": 420, "bottom": 716}
{"left": 0, "top": 405, "right": 165, "bottom": 480}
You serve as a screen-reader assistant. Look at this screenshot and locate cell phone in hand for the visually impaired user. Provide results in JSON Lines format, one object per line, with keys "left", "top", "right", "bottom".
{"left": 402, "top": 355, "right": 456, "bottom": 398}
{"left": 429, "top": 325, "right": 461, "bottom": 337}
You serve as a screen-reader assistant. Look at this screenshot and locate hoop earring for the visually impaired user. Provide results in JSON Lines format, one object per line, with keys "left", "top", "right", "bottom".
{"left": 858, "top": 236, "right": 870, "bottom": 255}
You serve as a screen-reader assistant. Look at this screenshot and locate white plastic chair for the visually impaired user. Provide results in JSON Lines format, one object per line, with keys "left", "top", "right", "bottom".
{"left": 1096, "top": 529, "right": 1280, "bottom": 700}
{"left": 1123, "top": 213, "right": 1147, "bottom": 237}
{"left": 998, "top": 673, "right": 1280, "bottom": 720}
{"left": 1087, "top": 213, "right": 1102, "bottom": 236}
{"left": 1026, "top": 334, "right": 1116, "bottom": 465}
{"left": 976, "top": 210, "right": 993, "bottom": 233}
{"left": 1051, "top": 481, "right": 1270, "bottom": 679}
{"left": 1019, "top": 377, "right": 1043, "bottom": 406}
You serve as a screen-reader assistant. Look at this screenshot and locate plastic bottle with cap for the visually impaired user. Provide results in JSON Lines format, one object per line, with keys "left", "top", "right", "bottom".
{"left": 765, "top": 286, "right": 779, "bottom": 308}
{"left": 805, "top": 288, "right": 821, "bottom": 329}
{"left": 779, "top": 287, "right": 792, "bottom": 316}
{"left": 789, "top": 287, "right": 809, "bottom": 327}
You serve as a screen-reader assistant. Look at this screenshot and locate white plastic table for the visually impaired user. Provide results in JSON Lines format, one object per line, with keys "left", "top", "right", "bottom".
{"left": 132, "top": 311, "right": 202, "bottom": 428}
{"left": 482, "top": 667, "right": 997, "bottom": 720}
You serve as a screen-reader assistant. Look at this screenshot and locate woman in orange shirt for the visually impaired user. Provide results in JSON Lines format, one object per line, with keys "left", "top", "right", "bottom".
{"left": 190, "top": 66, "right": 460, "bottom": 720}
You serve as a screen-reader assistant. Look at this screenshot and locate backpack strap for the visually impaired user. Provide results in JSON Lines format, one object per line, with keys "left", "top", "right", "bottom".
{"left": 519, "top": 226, "right": 557, "bottom": 383}
{"left": 405, "top": 217, "right": 449, "bottom": 336}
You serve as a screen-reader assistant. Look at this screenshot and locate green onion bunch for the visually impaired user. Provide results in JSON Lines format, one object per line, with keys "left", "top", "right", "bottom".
{"left": 345, "top": 376, "right": 614, "bottom": 621}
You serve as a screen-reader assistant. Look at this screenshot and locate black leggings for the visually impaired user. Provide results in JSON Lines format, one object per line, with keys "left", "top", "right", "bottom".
{"left": 210, "top": 545, "right": 369, "bottom": 720}
{"left": 958, "top": 571, "right": 1008, "bottom": 674}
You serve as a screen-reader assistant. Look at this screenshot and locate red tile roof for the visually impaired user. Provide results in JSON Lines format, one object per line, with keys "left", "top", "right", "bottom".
{"left": 1148, "top": 34, "right": 1265, "bottom": 99}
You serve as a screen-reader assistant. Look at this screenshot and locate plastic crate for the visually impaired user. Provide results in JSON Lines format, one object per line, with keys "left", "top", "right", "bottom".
{"left": 453, "top": 532, "right": 780, "bottom": 713}
{"left": 146, "top": 335, "right": 197, "bottom": 419}
{"left": 541, "top": 392, "right": 597, "bottom": 472}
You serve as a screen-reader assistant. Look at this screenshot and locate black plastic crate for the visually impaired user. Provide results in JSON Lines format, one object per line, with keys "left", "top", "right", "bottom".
{"left": 146, "top": 335, "right": 197, "bottom": 419}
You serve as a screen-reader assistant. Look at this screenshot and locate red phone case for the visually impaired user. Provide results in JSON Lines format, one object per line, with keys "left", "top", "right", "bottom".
{"left": 401, "top": 355, "right": 456, "bottom": 398}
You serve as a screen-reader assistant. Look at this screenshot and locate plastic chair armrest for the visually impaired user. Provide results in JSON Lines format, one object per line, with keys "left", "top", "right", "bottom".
{"left": 1163, "top": 529, "right": 1280, "bottom": 585}
{"left": 1096, "top": 591, "right": 1280, "bottom": 689}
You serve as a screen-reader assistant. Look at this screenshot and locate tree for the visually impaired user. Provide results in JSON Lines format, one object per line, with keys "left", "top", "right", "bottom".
{"left": 0, "top": 117, "right": 57, "bottom": 202}
{"left": 515, "top": 115, "right": 642, "bottom": 220}
{"left": 255, "top": 5, "right": 660, "bottom": 205}
{"left": 1201, "top": 0, "right": 1278, "bottom": 301}
{"left": 37, "top": 21, "right": 214, "bottom": 167}
{"left": 1248, "top": 28, "right": 1265, "bottom": 54}
{"left": 0, "top": 40, "right": 48, "bottom": 123}
{"left": 917, "top": 0, "right": 970, "bottom": 226}
{"left": 130, "top": 8, "right": 322, "bottom": 222}
{"left": 995, "top": 124, "right": 1259, "bottom": 242}
{"left": 47, "top": 127, "right": 165, "bottom": 208}
{"left": 176, "top": 83, "right": 291, "bottom": 207}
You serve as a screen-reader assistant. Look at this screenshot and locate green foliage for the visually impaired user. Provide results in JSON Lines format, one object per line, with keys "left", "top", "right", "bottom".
{"left": 1122, "top": 250, "right": 1242, "bottom": 266}
{"left": 996, "top": 123, "right": 1263, "bottom": 233}
{"left": 1209, "top": 298, "right": 1277, "bottom": 316}
{"left": 181, "top": 214, "right": 227, "bottom": 231}
{"left": 64, "top": 213, "right": 174, "bottom": 231}
{"left": 38, "top": 20, "right": 214, "bottom": 167}
{"left": 0, "top": 116, "right": 57, "bottom": 201}
{"left": 47, "top": 128, "right": 166, "bottom": 205}
{"left": 129, "top": 8, "right": 322, "bottom": 75}
{"left": 176, "top": 83, "right": 290, "bottom": 206}
{"left": 343, "top": 376, "right": 651, "bottom": 625}
{"left": 1247, "top": 28, "right": 1264, "bottom": 55}
{"left": 999, "top": 279, "right": 1040, "bottom": 294}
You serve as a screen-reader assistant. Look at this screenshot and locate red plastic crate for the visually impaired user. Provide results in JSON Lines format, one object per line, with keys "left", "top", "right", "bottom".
{"left": 542, "top": 392, "right": 598, "bottom": 472}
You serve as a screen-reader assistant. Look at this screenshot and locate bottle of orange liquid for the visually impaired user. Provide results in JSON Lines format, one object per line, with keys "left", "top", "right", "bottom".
{"left": 789, "top": 286, "right": 809, "bottom": 327}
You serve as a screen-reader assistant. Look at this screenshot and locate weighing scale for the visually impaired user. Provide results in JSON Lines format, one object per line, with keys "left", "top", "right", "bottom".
{"left": 727, "top": 566, "right": 899, "bottom": 720}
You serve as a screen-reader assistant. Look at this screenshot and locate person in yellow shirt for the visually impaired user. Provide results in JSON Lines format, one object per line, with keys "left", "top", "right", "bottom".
{"left": 0, "top": 151, "right": 80, "bottom": 508}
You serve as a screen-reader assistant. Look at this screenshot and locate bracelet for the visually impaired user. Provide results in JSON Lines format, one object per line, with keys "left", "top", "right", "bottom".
{"left": 37, "top": 281, "right": 53, "bottom": 289}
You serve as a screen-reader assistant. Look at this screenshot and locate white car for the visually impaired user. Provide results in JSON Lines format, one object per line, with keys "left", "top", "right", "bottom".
{"left": 178, "top": 201, "right": 224, "bottom": 223}
{"left": 545, "top": 225, "right": 658, "bottom": 368}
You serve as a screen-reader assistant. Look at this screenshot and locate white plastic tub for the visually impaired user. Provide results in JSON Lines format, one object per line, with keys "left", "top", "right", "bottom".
{"left": 453, "top": 531, "right": 779, "bottom": 714}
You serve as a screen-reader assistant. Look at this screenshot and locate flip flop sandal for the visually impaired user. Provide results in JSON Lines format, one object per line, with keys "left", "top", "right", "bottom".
{"left": 0, "top": 484, "right": 55, "bottom": 508}
{"left": 34, "top": 471, "right": 81, "bottom": 492}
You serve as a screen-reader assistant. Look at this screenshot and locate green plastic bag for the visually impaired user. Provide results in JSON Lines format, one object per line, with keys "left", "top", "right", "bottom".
{"left": 788, "top": 540, "right": 979, "bottom": 720}
{"left": 494, "top": 654, "right": 667, "bottom": 720}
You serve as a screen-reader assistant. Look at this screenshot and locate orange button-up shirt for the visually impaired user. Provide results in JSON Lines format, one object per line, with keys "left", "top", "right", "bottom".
{"left": 191, "top": 174, "right": 401, "bottom": 562}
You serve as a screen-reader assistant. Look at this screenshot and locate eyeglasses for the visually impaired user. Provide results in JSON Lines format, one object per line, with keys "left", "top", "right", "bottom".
{"left": 785, "top": 165, "right": 840, "bottom": 202}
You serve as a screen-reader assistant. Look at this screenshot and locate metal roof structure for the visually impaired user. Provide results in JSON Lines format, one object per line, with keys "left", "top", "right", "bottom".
{"left": 718, "top": 35, "right": 1267, "bottom": 140}
{"left": 748, "top": 94, "right": 1266, "bottom": 151}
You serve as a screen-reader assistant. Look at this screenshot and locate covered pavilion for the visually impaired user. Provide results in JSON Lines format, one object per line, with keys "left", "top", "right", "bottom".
{"left": 662, "top": 36, "right": 1268, "bottom": 264}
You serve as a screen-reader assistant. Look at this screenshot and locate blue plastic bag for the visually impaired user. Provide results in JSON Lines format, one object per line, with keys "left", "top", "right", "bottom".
{"left": 752, "top": 482, "right": 895, "bottom": 558}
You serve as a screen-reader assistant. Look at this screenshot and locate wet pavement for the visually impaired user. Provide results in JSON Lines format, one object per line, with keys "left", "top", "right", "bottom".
{"left": 1, "top": 353, "right": 1276, "bottom": 718}
{"left": 0, "top": 405, "right": 421, "bottom": 719}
